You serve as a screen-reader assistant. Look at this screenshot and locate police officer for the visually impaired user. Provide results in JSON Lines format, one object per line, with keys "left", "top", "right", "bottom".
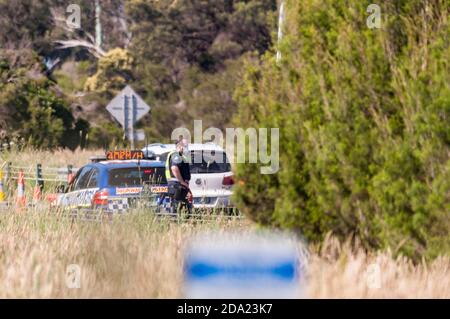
{"left": 165, "top": 138, "right": 191, "bottom": 207}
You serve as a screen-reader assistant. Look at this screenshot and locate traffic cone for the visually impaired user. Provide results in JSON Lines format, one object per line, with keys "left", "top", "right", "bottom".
{"left": 0, "top": 170, "right": 6, "bottom": 203}
{"left": 16, "top": 170, "right": 26, "bottom": 208}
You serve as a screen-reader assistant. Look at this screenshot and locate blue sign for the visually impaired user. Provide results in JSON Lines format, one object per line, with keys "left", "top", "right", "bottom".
{"left": 184, "top": 233, "right": 303, "bottom": 298}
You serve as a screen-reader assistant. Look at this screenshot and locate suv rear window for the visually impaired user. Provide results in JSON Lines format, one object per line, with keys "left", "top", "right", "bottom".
{"left": 190, "top": 151, "right": 231, "bottom": 174}
{"left": 108, "top": 167, "right": 166, "bottom": 186}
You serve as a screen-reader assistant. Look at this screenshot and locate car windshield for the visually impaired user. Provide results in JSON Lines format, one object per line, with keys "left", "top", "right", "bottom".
{"left": 189, "top": 150, "right": 231, "bottom": 174}
{"left": 108, "top": 167, "right": 166, "bottom": 186}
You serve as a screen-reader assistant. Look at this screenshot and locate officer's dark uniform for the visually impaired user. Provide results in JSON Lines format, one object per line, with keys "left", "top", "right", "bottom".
{"left": 165, "top": 151, "right": 191, "bottom": 201}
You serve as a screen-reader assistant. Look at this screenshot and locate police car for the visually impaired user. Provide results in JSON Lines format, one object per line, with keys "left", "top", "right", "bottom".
{"left": 142, "top": 143, "right": 234, "bottom": 210}
{"left": 55, "top": 150, "right": 168, "bottom": 215}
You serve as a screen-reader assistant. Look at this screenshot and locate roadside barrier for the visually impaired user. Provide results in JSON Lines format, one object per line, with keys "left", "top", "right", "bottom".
{"left": 0, "top": 162, "right": 78, "bottom": 206}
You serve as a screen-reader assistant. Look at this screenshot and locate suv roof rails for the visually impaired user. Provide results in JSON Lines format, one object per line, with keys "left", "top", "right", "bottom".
{"left": 146, "top": 143, "right": 166, "bottom": 147}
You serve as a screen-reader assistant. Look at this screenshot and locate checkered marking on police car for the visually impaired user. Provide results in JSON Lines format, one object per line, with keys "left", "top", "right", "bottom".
{"left": 108, "top": 198, "right": 129, "bottom": 213}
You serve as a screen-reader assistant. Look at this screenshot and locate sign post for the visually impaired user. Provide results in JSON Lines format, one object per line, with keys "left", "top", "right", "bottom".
{"left": 106, "top": 86, "right": 151, "bottom": 148}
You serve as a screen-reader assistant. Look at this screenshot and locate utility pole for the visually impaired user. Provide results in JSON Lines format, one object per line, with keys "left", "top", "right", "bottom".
{"left": 276, "top": 0, "right": 285, "bottom": 63}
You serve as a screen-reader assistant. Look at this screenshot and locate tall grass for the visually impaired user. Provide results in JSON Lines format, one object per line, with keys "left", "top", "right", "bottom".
{"left": 307, "top": 235, "right": 450, "bottom": 298}
{"left": 0, "top": 148, "right": 103, "bottom": 168}
{"left": 1, "top": 149, "right": 448, "bottom": 298}
{"left": 0, "top": 208, "right": 448, "bottom": 298}
{"left": 0, "top": 208, "right": 250, "bottom": 298}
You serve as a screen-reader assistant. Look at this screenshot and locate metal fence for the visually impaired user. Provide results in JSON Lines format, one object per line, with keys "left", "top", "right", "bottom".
{"left": 1, "top": 162, "right": 78, "bottom": 183}
{"left": 0, "top": 161, "right": 79, "bottom": 202}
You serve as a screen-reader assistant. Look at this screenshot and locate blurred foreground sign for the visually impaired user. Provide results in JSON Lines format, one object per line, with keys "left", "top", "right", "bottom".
{"left": 184, "top": 232, "right": 303, "bottom": 298}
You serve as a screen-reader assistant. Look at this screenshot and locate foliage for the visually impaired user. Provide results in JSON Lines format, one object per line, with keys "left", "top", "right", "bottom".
{"left": 53, "top": 60, "right": 91, "bottom": 95}
{"left": 0, "top": 50, "right": 84, "bottom": 149}
{"left": 0, "top": 0, "right": 276, "bottom": 147}
{"left": 87, "top": 121, "right": 126, "bottom": 149}
{"left": 233, "top": 0, "right": 450, "bottom": 259}
{"left": 85, "top": 48, "right": 134, "bottom": 96}
{"left": 0, "top": 0, "right": 54, "bottom": 53}
{"left": 127, "top": 0, "right": 277, "bottom": 139}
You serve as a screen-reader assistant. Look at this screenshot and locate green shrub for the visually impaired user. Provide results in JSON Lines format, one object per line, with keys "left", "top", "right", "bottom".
{"left": 0, "top": 50, "right": 78, "bottom": 149}
{"left": 88, "top": 122, "right": 125, "bottom": 149}
{"left": 233, "top": 0, "right": 449, "bottom": 259}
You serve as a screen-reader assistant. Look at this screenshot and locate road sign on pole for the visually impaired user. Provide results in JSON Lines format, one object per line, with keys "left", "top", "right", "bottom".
{"left": 106, "top": 85, "right": 150, "bottom": 148}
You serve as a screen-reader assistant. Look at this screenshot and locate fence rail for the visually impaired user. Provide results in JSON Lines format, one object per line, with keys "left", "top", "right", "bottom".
{"left": 1, "top": 162, "right": 78, "bottom": 183}
{"left": 0, "top": 162, "right": 79, "bottom": 203}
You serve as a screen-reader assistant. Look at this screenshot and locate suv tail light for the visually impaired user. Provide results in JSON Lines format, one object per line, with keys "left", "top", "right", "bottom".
{"left": 92, "top": 189, "right": 109, "bottom": 206}
{"left": 222, "top": 175, "right": 234, "bottom": 186}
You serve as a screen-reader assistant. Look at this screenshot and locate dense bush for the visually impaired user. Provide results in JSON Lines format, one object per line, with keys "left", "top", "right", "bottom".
{"left": 85, "top": 48, "right": 135, "bottom": 96}
{"left": 0, "top": 50, "right": 86, "bottom": 149}
{"left": 233, "top": 0, "right": 449, "bottom": 259}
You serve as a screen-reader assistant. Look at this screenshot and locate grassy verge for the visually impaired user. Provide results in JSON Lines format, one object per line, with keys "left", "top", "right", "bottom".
{"left": 0, "top": 208, "right": 448, "bottom": 298}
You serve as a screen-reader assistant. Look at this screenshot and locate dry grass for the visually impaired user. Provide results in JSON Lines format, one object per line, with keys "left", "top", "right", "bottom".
{"left": 0, "top": 209, "right": 250, "bottom": 298}
{"left": 0, "top": 208, "right": 448, "bottom": 298}
{"left": 306, "top": 236, "right": 450, "bottom": 298}
{"left": 0, "top": 148, "right": 103, "bottom": 168}
{"left": 0, "top": 149, "right": 448, "bottom": 298}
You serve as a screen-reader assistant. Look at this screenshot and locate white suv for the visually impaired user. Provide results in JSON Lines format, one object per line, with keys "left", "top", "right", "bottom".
{"left": 142, "top": 143, "right": 234, "bottom": 209}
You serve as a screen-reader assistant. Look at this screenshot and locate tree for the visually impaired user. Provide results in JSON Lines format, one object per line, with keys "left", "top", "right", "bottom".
{"left": 0, "top": 0, "right": 278, "bottom": 147}
{"left": 0, "top": 50, "right": 83, "bottom": 149}
{"left": 126, "top": 0, "right": 277, "bottom": 138}
{"left": 84, "top": 48, "right": 134, "bottom": 96}
{"left": 0, "top": 0, "right": 54, "bottom": 53}
{"left": 233, "top": 0, "right": 450, "bottom": 259}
